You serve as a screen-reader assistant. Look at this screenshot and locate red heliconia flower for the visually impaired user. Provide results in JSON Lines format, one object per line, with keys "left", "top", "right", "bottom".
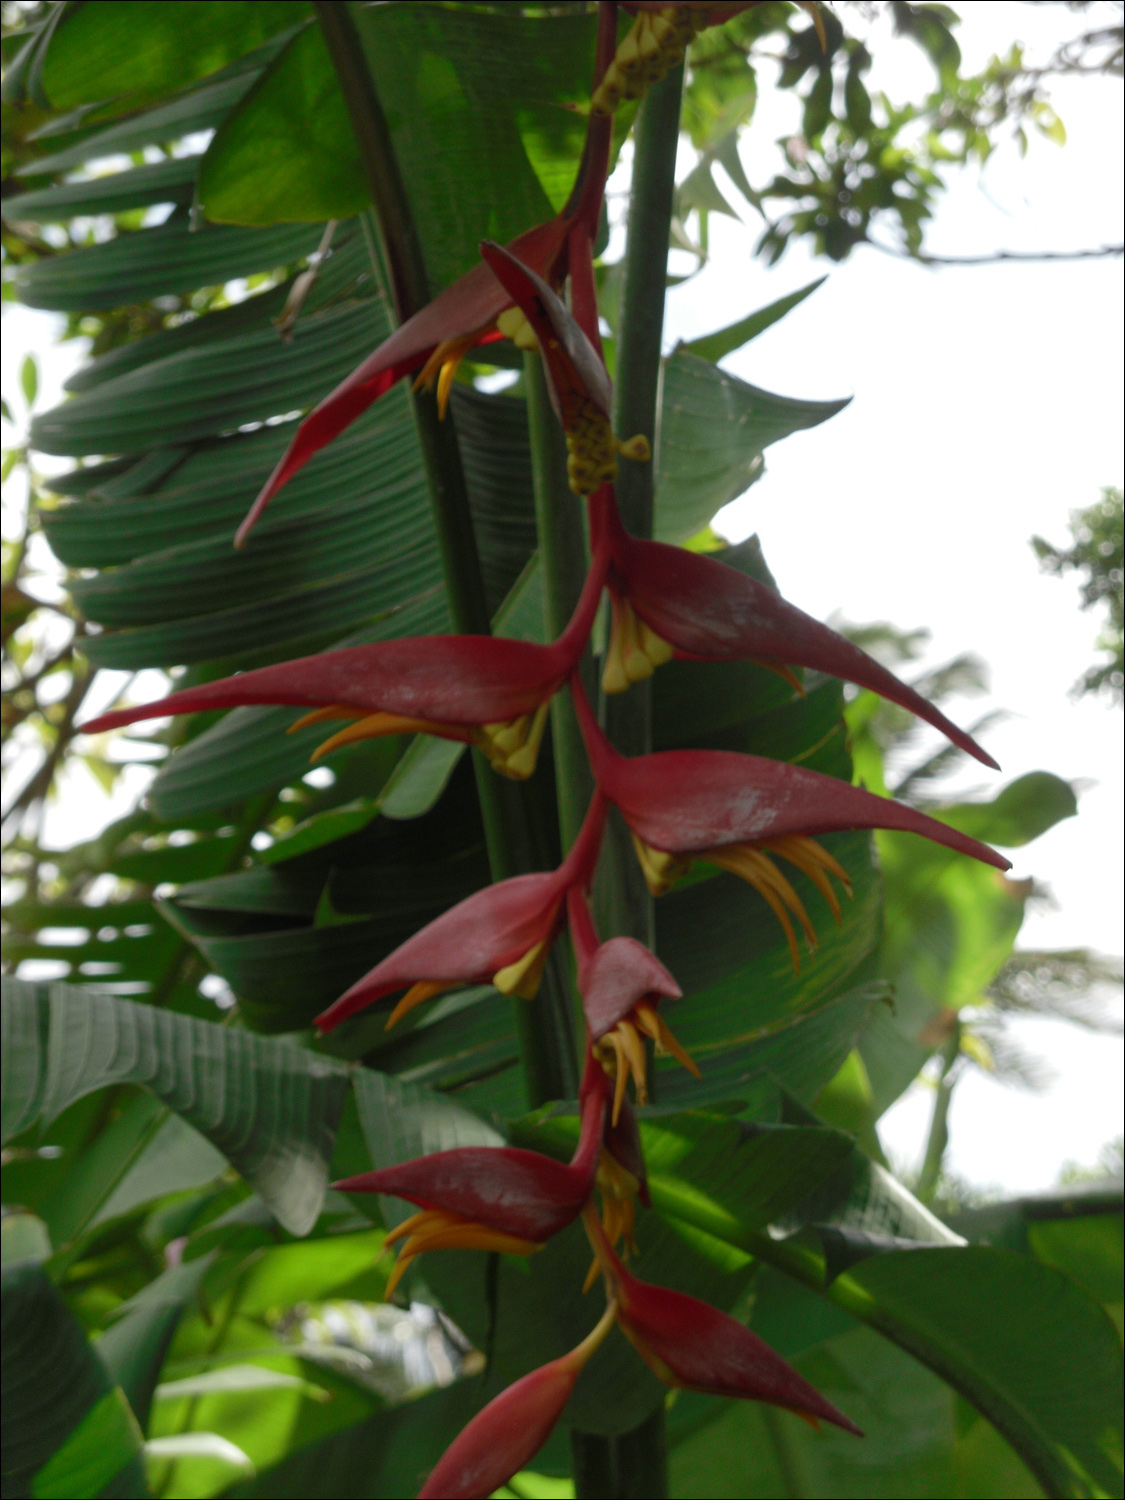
{"left": 314, "top": 790, "right": 608, "bottom": 1033}
{"left": 585, "top": 1209, "right": 861, "bottom": 1434}
{"left": 479, "top": 242, "right": 649, "bottom": 496}
{"left": 418, "top": 1301, "right": 618, "bottom": 1499}
{"left": 234, "top": 6, "right": 620, "bottom": 544}
{"left": 591, "top": 3, "right": 824, "bottom": 118}
{"left": 80, "top": 548, "right": 606, "bottom": 781}
{"left": 335, "top": 1064, "right": 609, "bottom": 1295}
{"left": 592, "top": 494, "right": 999, "bottom": 770}
{"left": 568, "top": 889, "right": 699, "bottom": 1123}
{"left": 572, "top": 677, "right": 1010, "bottom": 968}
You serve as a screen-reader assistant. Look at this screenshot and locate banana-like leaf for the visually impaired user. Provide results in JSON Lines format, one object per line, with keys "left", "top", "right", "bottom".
{"left": 1, "top": 978, "right": 348, "bottom": 1235}
{"left": 6, "top": 154, "right": 199, "bottom": 219}
{"left": 15, "top": 31, "right": 295, "bottom": 178}
{"left": 655, "top": 351, "right": 849, "bottom": 543}
{"left": 18, "top": 219, "right": 323, "bottom": 313}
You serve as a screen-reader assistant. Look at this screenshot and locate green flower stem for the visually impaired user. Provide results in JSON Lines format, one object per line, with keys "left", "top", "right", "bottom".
{"left": 576, "top": 69, "right": 685, "bottom": 1500}
{"left": 595, "top": 66, "right": 684, "bottom": 972}
{"left": 317, "top": 0, "right": 573, "bottom": 1105}
{"left": 524, "top": 351, "right": 596, "bottom": 852}
{"left": 611, "top": 65, "right": 684, "bottom": 544}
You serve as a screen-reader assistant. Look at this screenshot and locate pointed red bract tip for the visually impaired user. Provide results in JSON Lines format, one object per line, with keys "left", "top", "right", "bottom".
{"left": 234, "top": 217, "right": 572, "bottom": 544}
{"left": 419, "top": 1303, "right": 617, "bottom": 1498}
{"left": 79, "top": 635, "right": 568, "bottom": 738}
{"left": 313, "top": 871, "right": 566, "bottom": 1034}
{"left": 614, "top": 1267, "right": 862, "bottom": 1436}
{"left": 418, "top": 1359, "right": 578, "bottom": 1499}
{"left": 333, "top": 1144, "right": 594, "bottom": 1242}
{"left": 613, "top": 533, "right": 1000, "bottom": 771}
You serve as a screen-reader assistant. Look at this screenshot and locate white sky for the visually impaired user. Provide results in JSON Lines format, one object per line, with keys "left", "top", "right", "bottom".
{"left": 3, "top": 1, "right": 1122, "bottom": 1195}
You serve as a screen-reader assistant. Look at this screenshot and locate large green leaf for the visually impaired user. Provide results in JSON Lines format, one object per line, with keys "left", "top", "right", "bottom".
{"left": 199, "top": 21, "right": 367, "bottom": 224}
{"left": 97, "top": 1255, "right": 215, "bottom": 1435}
{"left": 860, "top": 772, "right": 1078, "bottom": 1112}
{"left": 199, "top": 4, "right": 601, "bottom": 285}
{"left": 16, "top": 29, "right": 316, "bottom": 181}
{"left": 1, "top": 1261, "right": 147, "bottom": 1499}
{"left": 40, "top": 1, "right": 310, "bottom": 111}
{"left": 18, "top": 219, "right": 323, "bottom": 313}
{"left": 669, "top": 1322, "right": 1044, "bottom": 1500}
{"left": 654, "top": 350, "right": 849, "bottom": 542}
{"left": 837, "top": 1249, "right": 1123, "bottom": 1499}
{"left": 6, "top": 155, "right": 199, "bottom": 220}
{"left": 1, "top": 978, "right": 348, "bottom": 1235}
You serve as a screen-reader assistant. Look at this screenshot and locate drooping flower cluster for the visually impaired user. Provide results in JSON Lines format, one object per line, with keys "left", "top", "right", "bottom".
{"left": 81, "top": 6, "right": 1010, "bottom": 1494}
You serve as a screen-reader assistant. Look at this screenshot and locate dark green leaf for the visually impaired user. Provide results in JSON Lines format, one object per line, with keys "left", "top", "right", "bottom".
{"left": 41, "top": 1, "right": 310, "bottom": 110}
{"left": 1, "top": 1261, "right": 147, "bottom": 1498}
{"left": 838, "top": 1248, "right": 1123, "bottom": 1499}
{"left": 655, "top": 350, "right": 848, "bottom": 542}
{"left": 6, "top": 155, "right": 198, "bottom": 220}
{"left": 18, "top": 219, "right": 324, "bottom": 313}
{"left": 199, "top": 22, "right": 368, "bottom": 224}
{"left": 1, "top": 978, "right": 348, "bottom": 1234}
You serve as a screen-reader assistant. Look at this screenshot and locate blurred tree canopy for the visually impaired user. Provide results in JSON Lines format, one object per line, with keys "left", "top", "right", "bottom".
{"left": 1033, "top": 486, "right": 1125, "bottom": 704}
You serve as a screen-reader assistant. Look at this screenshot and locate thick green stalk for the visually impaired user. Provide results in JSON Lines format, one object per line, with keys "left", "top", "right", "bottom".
{"left": 525, "top": 352, "right": 595, "bottom": 850}
{"left": 611, "top": 65, "right": 684, "bottom": 544}
{"left": 595, "top": 67, "right": 684, "bottom": 970}
{"left": 577, "top": 69, "right": 685, "bottom": 1500}
{"left": 316, "top": 1, "right": 572, "bottom": 1104}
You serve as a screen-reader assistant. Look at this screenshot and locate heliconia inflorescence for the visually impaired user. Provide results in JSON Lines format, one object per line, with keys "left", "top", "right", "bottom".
{"left": 79, "top": 5, "right": 1010, "bottom": 1494}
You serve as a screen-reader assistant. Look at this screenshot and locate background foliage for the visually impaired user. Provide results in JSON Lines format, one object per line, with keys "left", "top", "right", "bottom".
{"left": 2, "top": 3, "right": 1122, "bottom": 1498}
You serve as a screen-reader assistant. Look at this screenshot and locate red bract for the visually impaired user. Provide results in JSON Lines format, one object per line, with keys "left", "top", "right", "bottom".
{"left": 568, "top": 889, "right": 698, "bottom": 1118}
{"left": 596, "top": 498, "right": 998, "bottom": 769}
{"left": 335, "top": 1065, "right": 605, "bottom": 1240}
{"left": 314, "top": 791, "right": 608, "bottom": 1033}
{"left": 419, "top": 1302, "right": 618, "bottom": 1499}
{"left": 81, "top": 545, "right": 606, "bottom": 781}
{"left": 480, "top": 240, "right": 634, "bottom": 497}
{"left": 586, "top": 1210, "right": 860, "bottom": 1433}
{"left": 335, "top": 1066, "right": 609, "bottom": 1294}
{"left": 572, "top": 677, "right": 1008, "bottom": 966}
{"left": 235, "top": 9, "right": 619, "bottom": 544}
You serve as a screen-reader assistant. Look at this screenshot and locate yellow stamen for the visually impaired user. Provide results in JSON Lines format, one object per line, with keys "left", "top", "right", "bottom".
{"left": 413, "top": 333, "right": 479, "bottom": 419}
{"left": 590, "top": 7, "right": 704, "bottom": 117}
{"left": 761, "top": 834, "right": 852, "bottom": 924}
{"left": 617, "top": 433, "right": 651, "bottom": 462}
{"left": 603, "top": 599, "right": 674, "bottom": 695}
{"left": 288, "top": 704, "right": 361, "bottom": 733}
{"left": 496, "top": 306, "right": 540, "bottom": 351}
{"left": 633, "top": 1000, "right": 701, "bottom": 1080}
{"left": 383, "top": 1209, "right": 542, "bottom": 1298}
{"left": 798, "top": 1, "right": 828, "bottom": 53}
{"left": 630, "top": 833, "right": 691, "bottom": 897}
{"left": 309, "top": 711, "right": 459, "bottom": 763}
{"left": 475, "top": 699, "right": 552, "bottom": 780}
{"left": 584, "top": 1152, "right": 642, "bottom": 1291}
{"left": 384, "top": 980, "right": 455, "bottom": 1032}
{"left": 705, "top": 844, "right": 819, "bottom": 972}
{"left": 493, "top": 937, "right": 552, "bottom": 999}
{"left": 749, "top": 657, "right": 807, "bottom": 697}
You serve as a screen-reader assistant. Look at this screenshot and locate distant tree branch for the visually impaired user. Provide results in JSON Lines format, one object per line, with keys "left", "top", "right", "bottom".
{"left": 872, "top": 241, "right": 1124, "bottom": 267}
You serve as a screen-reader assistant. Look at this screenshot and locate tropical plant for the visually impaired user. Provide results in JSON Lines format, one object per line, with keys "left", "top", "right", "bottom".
{"left": 2, "top": 4, "right": 1122, "bottom": 1500}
